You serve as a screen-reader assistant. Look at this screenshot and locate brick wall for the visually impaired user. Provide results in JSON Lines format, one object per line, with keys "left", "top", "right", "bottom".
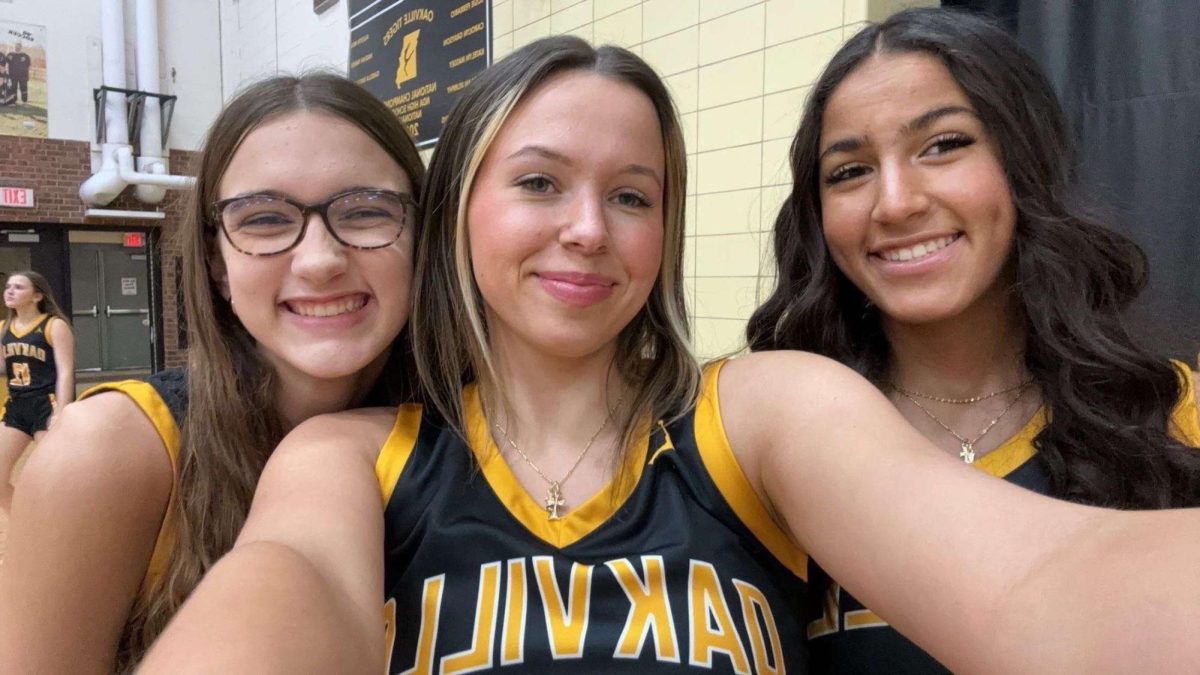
{"left": 0, "top": 135, "right": 195, "bottom": 368}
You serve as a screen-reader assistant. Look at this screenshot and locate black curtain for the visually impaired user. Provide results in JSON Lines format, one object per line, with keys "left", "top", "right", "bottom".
{"left": 944, "top": 0, "right": 1200, "bottom": 362}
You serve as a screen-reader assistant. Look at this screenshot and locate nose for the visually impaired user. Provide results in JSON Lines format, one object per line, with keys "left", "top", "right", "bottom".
{"left": 870, "top": 161, "right": 931, "bottom": 226}
{"left": 289, "top": 212, "right": 349, "bottom": 284}
{"left": 557, "top": 192, "right": 610, "bottom": 254}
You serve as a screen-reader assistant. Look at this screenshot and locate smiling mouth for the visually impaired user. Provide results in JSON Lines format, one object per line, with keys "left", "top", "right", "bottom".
{"left": 284, "top": 294, "right": 368, "bottom": 318}
{"left": 876, "top": 234, "right": 961, "bottom": 262}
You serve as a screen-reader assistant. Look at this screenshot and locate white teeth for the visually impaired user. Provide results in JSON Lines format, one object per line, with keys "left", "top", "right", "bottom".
{"left": 288, "top": 295, "right": 366, "bottom": 317}
{"left": 880, "top": 235, "right": 958, "bottom": 263}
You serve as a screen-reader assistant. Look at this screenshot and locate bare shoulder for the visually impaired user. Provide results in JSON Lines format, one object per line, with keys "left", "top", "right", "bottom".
{"left": 714, "top": 352, "right": 888, "bottom": 499}
{"left": 281, "top": 405, "right": 400, "bottom": 462}
{"left": 718, "top": 350, "right": 883, "bottom": 423}
{"left": 0, "top": 393, "right": 172, "bottom": 670}
{"left": 20, "top": 390, "right": 171, "bottom": 495}
{"left": 46, "top": 316, "right": 72, "bottom": 337}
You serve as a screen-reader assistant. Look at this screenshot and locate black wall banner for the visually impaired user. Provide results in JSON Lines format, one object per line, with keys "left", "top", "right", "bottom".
{"left": 348, "top": 0, "right": 491, "bottom": 148}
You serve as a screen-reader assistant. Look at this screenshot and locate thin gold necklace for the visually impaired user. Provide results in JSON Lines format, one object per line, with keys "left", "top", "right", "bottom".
{"left": 494, "top": 407, "right": 616, "bottom": 521}
{"left": 888, "top": 378, "right": 1034, "bottom": 405}
{"left": 893, "top": 382, "right": 1033, "bottom": 463}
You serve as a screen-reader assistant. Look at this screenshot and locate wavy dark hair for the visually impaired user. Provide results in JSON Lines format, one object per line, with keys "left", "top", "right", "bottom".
{"left": 746, "top": 7, "right": 1200, "bottom": 508}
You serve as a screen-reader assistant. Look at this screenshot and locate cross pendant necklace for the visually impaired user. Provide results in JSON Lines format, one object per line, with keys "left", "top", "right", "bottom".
{"left": 544, "top": 482, "right": 566, "bottom": 520}
{"left": 893, "top": 382, "right": 1033, "bottom": 465}
{"left": 494, "top": 398, "right": 620, "bottom": 521}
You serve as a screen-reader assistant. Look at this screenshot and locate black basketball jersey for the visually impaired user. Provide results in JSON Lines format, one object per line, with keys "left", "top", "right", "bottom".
{"left": 804, "top": 365, "right": 1200, "bottom": 674}
{"left": 378, "top": 361, "right": 809, "bottom": 673}
{"left": 3, "top": 314, "right": 59, "bottom": 397}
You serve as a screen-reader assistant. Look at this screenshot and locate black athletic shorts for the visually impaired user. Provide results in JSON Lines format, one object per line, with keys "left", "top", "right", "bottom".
{"left": 2, "top": 392, "right": 55, "bottom": 436}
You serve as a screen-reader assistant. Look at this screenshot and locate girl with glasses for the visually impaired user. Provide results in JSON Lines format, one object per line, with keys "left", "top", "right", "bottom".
{"left": 143, "top": 38, "right": 1199, "bottom": 673}
{"left": 0, "top": 73, "right": 424, "bottom": 672}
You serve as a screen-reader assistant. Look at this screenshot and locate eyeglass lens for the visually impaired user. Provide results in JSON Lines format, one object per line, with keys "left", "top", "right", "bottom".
{"left": 221, "top": 191, "right": 407, "bottom": 254}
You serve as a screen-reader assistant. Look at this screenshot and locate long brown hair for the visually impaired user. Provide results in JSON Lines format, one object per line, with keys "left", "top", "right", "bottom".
{"left": 411, "top": 36, "right": 698, "bottom": 465}
{"left": 2, "top": 270, "right": 69, "bottom": 328}
{"left": 117, "top": 73, "right": 425, "bottom": 669}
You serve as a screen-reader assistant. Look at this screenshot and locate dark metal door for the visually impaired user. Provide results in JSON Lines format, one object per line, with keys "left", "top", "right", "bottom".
{"left": 101, "top": 247, "right": 151, "bottom": 369}
{"left": 69, "top": 247, "right": 102, "bottom": 371}
{"left": 68, "top": 243, "right": 152, "bottom": 371}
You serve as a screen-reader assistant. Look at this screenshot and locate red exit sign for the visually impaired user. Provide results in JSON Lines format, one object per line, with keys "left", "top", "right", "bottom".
{"left": 0, "top": 187, "right": 34, "bottom": 208}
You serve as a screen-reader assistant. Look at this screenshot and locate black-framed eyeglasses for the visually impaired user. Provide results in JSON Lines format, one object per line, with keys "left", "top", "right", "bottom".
{"left": 211, "top": 188, "right": 417, "bottom": 256}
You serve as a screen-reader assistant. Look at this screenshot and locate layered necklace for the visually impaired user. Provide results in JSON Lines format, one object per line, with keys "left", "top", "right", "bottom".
{"left": 889, "top": 377, "right": 1035, "bottom": 463}
{"left": 494, "top": 403, "right": 619, "bottom": 521}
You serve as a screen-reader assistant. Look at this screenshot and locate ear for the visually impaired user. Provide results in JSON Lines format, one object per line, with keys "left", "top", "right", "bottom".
{"left": 208, "top": 247, "right": 231, "bottom": 302}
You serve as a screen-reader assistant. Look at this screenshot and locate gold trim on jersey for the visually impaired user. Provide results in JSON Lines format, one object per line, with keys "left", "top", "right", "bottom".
{"left": 376, "top": 403, "right": 424, "bottom": 506}
{"left": 974, "top": 406, "right": 1044, "bottom": 478}
{"left": 463, "top": 383, "right": 651, "bottom": 549}
{"left": 693, "top": 360, "right": 808, "bottom": 580}
{"left": 5, "top": 313, "right": 48, "bottom": 339}
{"left": 1168, "top": 360, "right": 1200, "bottom": 446}
{"left": 44, "top": 317, "right": 58, "bottom": 348}
{"left": 975, "top": 360, "right": 1199, "bottom": 478}
{"left": 78, "top": 380, "right": 181, "bottom": 595}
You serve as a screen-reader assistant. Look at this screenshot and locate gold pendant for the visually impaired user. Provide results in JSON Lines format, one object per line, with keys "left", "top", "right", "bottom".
{"left": 960, "top": 441, "right": 976, "bottom": 464}
{"left": 545, "top": 481, "right": 565, "bottom": 520}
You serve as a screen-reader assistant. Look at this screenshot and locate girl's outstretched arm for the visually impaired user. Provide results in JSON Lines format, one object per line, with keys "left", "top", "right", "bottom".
{"left": 719, "top": 351, "right": 1200, "bottom": 673}
{"left": 140, "top": 407, "right": 395, "bottom": 673}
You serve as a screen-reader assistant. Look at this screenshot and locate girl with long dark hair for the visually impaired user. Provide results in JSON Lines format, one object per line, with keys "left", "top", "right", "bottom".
{"left": 0, "top": 73, "right": 424, "bottom": 672}
{"left": 0, "top": 270, "right": 73, "bottom": 514}
{"left": 745, "top": 8, "right": 1200, "bottom": 672}
{"left": 142, "top": 36, "right": 1200, "bottom": 673}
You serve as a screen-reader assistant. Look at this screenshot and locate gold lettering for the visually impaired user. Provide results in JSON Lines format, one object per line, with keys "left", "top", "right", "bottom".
{"left": 532, "top": 556, "right": 592, "bottom": 659}
{"left": 606, "top": 556, "right": 680, "bottom": 662}
{"left": 734, "top": 580, "right": 785, "bottom": 675}
{"left": 441, "top": 563, "right": 501, "bottom": 674}
{"left": 687, "top": 561, "right": 750, "bottom": 674}
{"left": 398, "top": 575, "right": 445, "bottom": 675}
{"left": 501, "top": 559, "right": 527, "bottom": 665}
{"left": 383, "top": 599, "right": 398, "bottom": 673}
{"left": 807, "top": 583, "right": 840, "bottom": 639}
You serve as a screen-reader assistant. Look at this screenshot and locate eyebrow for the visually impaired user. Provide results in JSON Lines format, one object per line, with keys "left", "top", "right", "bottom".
{"left": 223, "top": 186, "right": 382, "bottom": 202}
{"left": 819, "top": 105, "right": 978, "bottom": 162}
{"left": 507, "top": 144, "right": 663, "bottom": 188}
{"left": 507, "top": 144, "right": 573, "bottom": 165}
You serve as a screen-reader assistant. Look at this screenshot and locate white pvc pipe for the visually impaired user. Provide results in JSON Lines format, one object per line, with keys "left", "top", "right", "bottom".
{"left": 81, "top": 0, "right": 129, "bottom": 206}
{"left": 81, "top": 0, "right": 194, "bottom": 206}
{"left": 134, "top": 0, "right": 166, "bottom": 203}
{"left": 100, "top": 0, "right": 128, "bottom": 146}
{"left": 117, "top": 146, "right": 194, "bottom": 188}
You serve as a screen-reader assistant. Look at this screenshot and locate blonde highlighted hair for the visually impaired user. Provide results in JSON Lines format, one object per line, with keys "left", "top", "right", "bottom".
{"left": 411, "top": 36, "right": 699, "bottom": 460}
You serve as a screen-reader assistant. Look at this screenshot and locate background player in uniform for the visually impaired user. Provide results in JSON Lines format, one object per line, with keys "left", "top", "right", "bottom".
{"left": 744, "top": 9, "right": 1200, "bottom": 672}
{"left": 142, "top": 37, "right": 1200, "bottom": 673}
{"left": 0, "top": 270, "right": 73, "bottom": 515}
{"left": 0, "top": 73, "right": 424, "bottom": 672}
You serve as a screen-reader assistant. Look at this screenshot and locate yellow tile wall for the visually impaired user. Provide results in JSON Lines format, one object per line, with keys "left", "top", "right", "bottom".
{"left": 491, "top": 0, "right": 935, "bottom": 358}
